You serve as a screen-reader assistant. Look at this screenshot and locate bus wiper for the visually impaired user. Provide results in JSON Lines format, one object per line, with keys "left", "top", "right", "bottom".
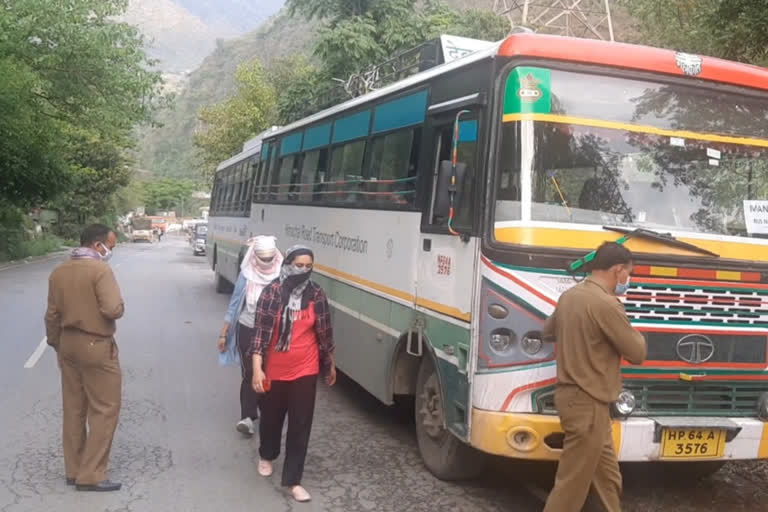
{"left": 569, "top": 226, "right": 719, "bottom": 273}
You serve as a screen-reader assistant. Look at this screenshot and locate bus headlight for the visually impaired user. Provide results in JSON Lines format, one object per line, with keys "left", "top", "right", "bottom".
{"left": 758, "top": 392, "right": 768, "bottom": 420}
{"left": 521, "top": 333, "right": 543, "bottom": 356}
{"left": 489, "top": 328, "right": 516, "bottom": 355}
{"left": 612, "top": 390, "right": 636, "bottom": 417}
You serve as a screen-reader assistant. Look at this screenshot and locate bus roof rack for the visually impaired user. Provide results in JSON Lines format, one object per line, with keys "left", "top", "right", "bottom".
{"left": 289, "top": 35, "right": 493, "bottom": 123}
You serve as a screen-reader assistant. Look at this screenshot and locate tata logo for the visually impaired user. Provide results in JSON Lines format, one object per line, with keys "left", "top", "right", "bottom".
{"left": 676, "top": 334, "right": 715, "bottom": 364}
{"left": 675, "top": 52, "right": 703, "bottom": 76}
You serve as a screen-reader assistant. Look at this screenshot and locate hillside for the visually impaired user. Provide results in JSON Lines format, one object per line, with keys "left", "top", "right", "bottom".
{"left": 137, "top": 1, "right": 639, "bottom": 179}
{"left": 136, "top": 10, "right": 318, "bottom": 179}
{"left": 123, "top": 0, "right": 285, "bottom": 73}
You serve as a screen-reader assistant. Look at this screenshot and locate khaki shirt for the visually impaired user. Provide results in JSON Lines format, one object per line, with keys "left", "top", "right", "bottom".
{"left": 542, "top": 278, "right": 646, "bottom": 403}
{"left": 44, "top": 258, "right": 125, "bottom": 348}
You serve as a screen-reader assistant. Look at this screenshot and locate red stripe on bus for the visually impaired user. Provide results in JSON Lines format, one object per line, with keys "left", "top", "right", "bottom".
{"left": 500, "top": 378, "right": 558, "bottom": 412}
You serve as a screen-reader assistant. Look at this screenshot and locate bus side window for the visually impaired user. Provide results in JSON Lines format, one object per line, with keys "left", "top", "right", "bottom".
{"left": 429, "top": 114, "right": 478, "bottom": 228}
{"left": 367, "top": 128, "right": 420, "bottom": 208}
{"left": 329, "top": 140, "right": 367, "bottom": 204}
{"left": 300, "top": 148, "right": 328, "bottom": 203}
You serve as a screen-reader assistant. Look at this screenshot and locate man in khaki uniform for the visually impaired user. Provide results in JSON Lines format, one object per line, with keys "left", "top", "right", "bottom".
{"left": 44, "top": 224, "right": 124, "bottom": 492}
{"left": 542, "top": 242, "right": 647, "bottom": 512}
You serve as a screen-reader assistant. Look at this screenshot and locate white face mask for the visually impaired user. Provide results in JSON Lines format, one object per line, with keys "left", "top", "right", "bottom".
{"left": 97, "top": 242, "right": 113, "bottom": 262}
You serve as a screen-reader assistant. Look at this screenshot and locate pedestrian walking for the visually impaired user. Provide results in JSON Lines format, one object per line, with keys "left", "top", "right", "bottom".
{"left": 542, "top": 242, "right": 647, "bottom": 512}
{"left": 218, "top": 235, "right": 282, "bottom": 436}
{"left": 250, "top": 245, "right": 336, "bottom": 503}
{"left": 44, "top": 224, "right": 125, "bottom": 492}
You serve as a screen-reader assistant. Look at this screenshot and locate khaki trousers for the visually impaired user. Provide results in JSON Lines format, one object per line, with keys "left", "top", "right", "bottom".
{"left": 543, "top": 386, "right": 622, "bottom": 512}
{"left": 58, "top": 331, "right": 122, "bottom": 485}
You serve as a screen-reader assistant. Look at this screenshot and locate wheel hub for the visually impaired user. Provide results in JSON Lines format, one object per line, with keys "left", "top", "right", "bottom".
{"left": 419, "top": 373, "right": 444, "bottom": 439}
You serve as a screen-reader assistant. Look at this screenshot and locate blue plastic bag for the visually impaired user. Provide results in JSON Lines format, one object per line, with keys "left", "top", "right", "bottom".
{"left": 218, "top": 329, "right": 241, "bottom": 367}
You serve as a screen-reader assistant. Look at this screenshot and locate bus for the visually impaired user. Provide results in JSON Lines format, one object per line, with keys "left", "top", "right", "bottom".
{"left": 207, "top": 129, "right": 278, "bottom": 291}
{"left": 208, "top": 33, "right": 768, "bottom": 479}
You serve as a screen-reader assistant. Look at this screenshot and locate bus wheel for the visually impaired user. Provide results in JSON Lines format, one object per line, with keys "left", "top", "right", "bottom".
{"left": 415, "top": 354, "right": 485, "bottom": 481}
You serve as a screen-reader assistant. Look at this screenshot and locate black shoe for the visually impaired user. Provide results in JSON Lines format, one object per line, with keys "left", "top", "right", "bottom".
{"left": 75, "top": 480, "right": 122, "bottom": 492}
{"left": 66, "top": 478, "right": 75, "bottom": 486}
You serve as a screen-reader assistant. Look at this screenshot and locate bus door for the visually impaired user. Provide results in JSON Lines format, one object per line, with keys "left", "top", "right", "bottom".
{"left": 416, "top": 105, "right": 482, "bottom": 440}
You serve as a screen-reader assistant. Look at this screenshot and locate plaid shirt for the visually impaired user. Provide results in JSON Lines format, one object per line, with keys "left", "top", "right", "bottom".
{"left": 250, "top": 279, "right": 335, "bottom": 375}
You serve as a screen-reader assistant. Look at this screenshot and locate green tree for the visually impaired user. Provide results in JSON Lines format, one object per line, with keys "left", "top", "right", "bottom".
{"left": 195, "top": 60, "right": 277, "bottom": 180}
{"left": 622, "top": 0, "right": 768, "bottom": 65}
{"left": 0, "top": 0, "right": 166, "bottom": 245}
{"left": 143, "top": 179, "right": 198, "bottom": 215}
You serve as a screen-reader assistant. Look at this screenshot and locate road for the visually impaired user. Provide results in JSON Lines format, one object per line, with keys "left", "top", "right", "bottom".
{"left": 0, "top": 237, "right": 767, "bottom": 512}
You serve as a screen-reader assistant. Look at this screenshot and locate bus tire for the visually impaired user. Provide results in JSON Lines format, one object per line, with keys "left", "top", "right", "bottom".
{"left": 415, "top": 354, "right": 485, "bottom": 481}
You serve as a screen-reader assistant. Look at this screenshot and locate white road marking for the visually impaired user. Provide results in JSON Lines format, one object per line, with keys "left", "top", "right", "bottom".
{"left": 24, "top": 337, "right": 49, "bottom": 369}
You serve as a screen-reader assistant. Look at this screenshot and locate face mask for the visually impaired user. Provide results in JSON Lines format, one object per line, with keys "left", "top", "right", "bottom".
{"left": 97, "top": 242, "right": 113, "bottom": 262}
{"left": 615, "top": 276, "right": 630, "bottom": 296}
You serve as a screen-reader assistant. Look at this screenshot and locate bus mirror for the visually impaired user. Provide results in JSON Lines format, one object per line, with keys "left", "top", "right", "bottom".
{"left": 434, "top": 160, "right": 468, "bottom": 221}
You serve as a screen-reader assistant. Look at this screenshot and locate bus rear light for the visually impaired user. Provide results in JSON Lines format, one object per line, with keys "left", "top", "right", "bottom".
{"left": 489, "top": 329, "right": 516, "bottom": 355}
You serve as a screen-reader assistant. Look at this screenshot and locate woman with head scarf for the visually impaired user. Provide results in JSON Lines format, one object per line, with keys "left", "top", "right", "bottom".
{"left": 250, "top": 245, "right": 336, "bottom": 503}
{"left": 218, "top": 236, "right": 283, "bottom": 436}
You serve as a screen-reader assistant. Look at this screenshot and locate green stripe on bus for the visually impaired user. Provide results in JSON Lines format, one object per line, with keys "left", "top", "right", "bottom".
{"left": 622, "top": 368, "right": 768, "bottom": 376}
{"left": 312, "top": 272, "right": 470, "bottom": 351}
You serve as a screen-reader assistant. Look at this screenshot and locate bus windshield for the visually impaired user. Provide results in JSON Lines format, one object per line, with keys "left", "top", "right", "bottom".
{"left": 495, "top": 67, "right": 768, "bottom": 237}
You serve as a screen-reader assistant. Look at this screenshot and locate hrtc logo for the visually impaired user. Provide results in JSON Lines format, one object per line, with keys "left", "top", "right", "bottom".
{"left": 675, "top": 334, "right": 715, "bottom": 364}
{"left": 518, "top": 73, "right": 542, "bottom": 103}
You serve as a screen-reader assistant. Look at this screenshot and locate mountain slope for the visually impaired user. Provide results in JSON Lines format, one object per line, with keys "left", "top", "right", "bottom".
{"left": 137, "top": 0, "right": 639, "bottom": 179}
{"left": 123, "top": 0, "right": 286, "bottom": 73}
{"left": 176, "top": 0, "right": 285, "bottom": 33}
{"left": 136, "top": 11, "right": 317, "bottom": 178}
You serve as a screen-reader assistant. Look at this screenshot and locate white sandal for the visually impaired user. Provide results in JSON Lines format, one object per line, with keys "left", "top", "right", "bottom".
{"left": 257, "top": 459, "right": 273, "bottom": 477}
{"left": 291, "top": 485, "right": 311, "bottom": 502}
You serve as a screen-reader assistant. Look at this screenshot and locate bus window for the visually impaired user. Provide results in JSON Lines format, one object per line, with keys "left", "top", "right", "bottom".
{"left": 495, "top": 122, "right": 522, "bottom": 222}
{"left": 300, "top": 148, "right": 329, "bottom": 203}
{"left": 276, "top": 155, "right": 301, "bottom": 201}
{"left": 429, "top": 114, "right": 478, "bottom": 228}
{"left": 368, "top": 128, "right": 419, "bottom": 208}
{"left": 329, "top": 140, "right": 367, "bottom": 204}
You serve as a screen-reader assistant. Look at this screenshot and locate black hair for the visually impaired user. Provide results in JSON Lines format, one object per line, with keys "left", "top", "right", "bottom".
{"left": 80, "top": 224, "right": 113, "bottom": 247}
{"left": 284, "top": 247, "right": 314, "bottom": 265}
{"left": 590, "top": 242, "right": 633, "bottom": 271}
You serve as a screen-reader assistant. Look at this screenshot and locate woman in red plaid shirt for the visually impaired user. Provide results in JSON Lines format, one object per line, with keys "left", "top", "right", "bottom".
{"left": 250, "top": 245, "right": 336, "bottom": 503}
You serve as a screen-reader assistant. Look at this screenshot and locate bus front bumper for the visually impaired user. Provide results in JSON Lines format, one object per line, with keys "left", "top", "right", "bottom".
{"left": 469, "top": 408, "right": 768, "bottom": 462}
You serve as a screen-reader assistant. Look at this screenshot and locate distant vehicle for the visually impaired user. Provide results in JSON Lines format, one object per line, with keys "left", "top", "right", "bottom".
{"left": 130, "top": 217, "right": 154, "bottom": 243}
{"left": 192, "top": 223, "right": 208, "bottom": 256}
{"left": 147, "top": 216, "right": 166, "bottom": 240}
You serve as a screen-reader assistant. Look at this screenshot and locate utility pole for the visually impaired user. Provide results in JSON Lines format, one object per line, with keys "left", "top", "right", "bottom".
{"left": 493, "top": 0, "right": 616, "bottom": 42}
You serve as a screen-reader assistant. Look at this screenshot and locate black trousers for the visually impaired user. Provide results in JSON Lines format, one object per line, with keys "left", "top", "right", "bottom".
{"left": 259, "top": 374, "right": 317, "bottom": 486}
{"left": 236, "top": 323, "right": 261, "bottom": 421}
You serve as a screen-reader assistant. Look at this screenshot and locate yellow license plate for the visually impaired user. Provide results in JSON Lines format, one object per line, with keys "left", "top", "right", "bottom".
{"left": 660, "top": 428, "right": 726, "bottom": 459}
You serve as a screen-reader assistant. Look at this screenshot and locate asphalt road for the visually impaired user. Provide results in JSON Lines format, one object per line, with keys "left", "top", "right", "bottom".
{"left": 1, "top": 237, "right": 767, "bottom": 512}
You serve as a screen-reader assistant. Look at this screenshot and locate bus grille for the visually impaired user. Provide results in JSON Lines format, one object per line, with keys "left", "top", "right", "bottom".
{"left": 534, "top": 381, "right": 766, "bottom": 417}
{"left": 623, "top": 281, "right": 768, "bottom": 326}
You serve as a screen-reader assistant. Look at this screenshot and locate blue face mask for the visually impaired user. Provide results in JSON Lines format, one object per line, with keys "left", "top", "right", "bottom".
{"left": 615, "top": 276, "right": 631, "bottom": 296}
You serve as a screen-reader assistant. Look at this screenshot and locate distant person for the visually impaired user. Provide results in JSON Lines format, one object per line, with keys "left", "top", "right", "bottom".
{"left": 251, "top": 245, "right": 336, "bottom": 503}
{"left": 44, "top": 224, "right": 124, "bottom": 492}
{"left": 541, "top": 242, "right": 647, "bottom": 512}
{"left": 218, "top": 236, "right": 282, "bottom": 436}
